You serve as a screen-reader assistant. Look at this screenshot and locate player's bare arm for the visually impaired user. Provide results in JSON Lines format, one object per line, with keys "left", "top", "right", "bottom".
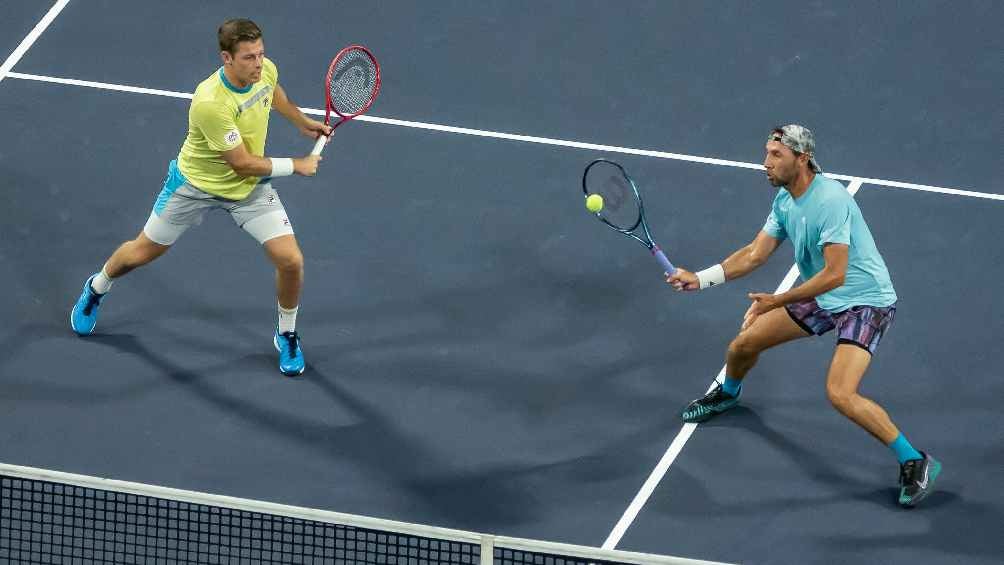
{"left": 667, "top": 230, "right": 782, "bottom": 291}
{"left": 220, "top": 142, "right": 320, "bottom": 177}
{"left": 272, "top": 84, "right": 331, "bottom": 140}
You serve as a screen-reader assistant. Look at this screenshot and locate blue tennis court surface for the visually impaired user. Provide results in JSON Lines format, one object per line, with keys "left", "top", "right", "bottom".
{"left": 1, "top": 2, "right": 1002, "bottom": 564}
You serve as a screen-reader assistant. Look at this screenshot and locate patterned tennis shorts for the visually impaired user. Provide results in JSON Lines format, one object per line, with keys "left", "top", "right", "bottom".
{"left": 785, "top": 298, "right": 897, "bottom": 355}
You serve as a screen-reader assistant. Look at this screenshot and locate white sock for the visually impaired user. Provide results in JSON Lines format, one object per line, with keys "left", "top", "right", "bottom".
{"left": 91, "top": 267, "right": 114, "bottom": 294}
{"left": 277, "top": 303, "right": 298, "bottom": 334}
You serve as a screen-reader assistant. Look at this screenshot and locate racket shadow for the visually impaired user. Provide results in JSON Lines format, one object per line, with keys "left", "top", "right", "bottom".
{"left": 303, "top": 364, "right": 545, "bottom": 528}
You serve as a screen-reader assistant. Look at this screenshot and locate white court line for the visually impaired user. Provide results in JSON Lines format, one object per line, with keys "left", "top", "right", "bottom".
{"left": 0, "top": 1, "right": 71, "bottom": 86}
{"left": 7, "top": 72, "right": 194, "bottom": 99}
{"left": 601, "top": 181, "right": 863, "bottom": 550}
{"left": 6, "top": 72, "right": 1003, "bottom": 202}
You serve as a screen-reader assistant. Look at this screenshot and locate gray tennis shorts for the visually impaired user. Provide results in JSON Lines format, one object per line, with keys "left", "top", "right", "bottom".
{"left": 143, "top": 160, "right": 294, "bottom": 246}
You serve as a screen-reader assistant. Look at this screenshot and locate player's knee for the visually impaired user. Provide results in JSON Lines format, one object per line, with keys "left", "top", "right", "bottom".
{"left": 728, "top": 335, "right": 760, "bottom": 359}
{"left": 274, "top": 249, "right": 303, "bottom": 274}
{"left": 826, "top": 385, "right": 855, "bottom": 414}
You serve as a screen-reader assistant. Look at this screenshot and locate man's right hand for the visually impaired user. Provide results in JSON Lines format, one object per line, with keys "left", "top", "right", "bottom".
{"left": 666, "top": 268, "right": 700, "bottom": 291}
{"left": 294, "top": 155, "right": 322, "bottom": 176}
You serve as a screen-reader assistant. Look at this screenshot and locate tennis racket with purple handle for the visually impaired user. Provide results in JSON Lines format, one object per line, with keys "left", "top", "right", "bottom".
{"left": 582, "top": 158, "right": 677, "bottom": 275}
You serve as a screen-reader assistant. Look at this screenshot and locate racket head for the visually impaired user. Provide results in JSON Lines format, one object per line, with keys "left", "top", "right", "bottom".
{"left": 582, "top": 159, "right": 643, "bottom": 232}
{"left": 324, "top": 45, "right": 381, "bottom": 124}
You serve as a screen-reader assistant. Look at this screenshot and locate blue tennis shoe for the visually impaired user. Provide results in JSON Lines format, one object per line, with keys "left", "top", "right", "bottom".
{"left": 898, "top": 452, "right": 941, "bottom": 508}
{"left": 681, "top": 383, "right": 740, "bottom": 423}
{"left": 70, "top": 274, "right": 105, "bottom": 336}
{"left": 274, "top": 328, "right": 305, "bottom": 376}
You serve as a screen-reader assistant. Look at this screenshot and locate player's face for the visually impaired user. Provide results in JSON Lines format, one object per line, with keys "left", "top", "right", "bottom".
{"left": 763, "top": 140, "right": 801, "bottom": 187}
{"left": 224, "top": 39, "right": 265, "bottom": 86}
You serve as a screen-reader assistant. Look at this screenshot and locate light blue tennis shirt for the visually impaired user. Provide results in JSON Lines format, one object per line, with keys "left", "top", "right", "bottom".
{"left": 763, "top": 174, "right": 897, "bottom": 312}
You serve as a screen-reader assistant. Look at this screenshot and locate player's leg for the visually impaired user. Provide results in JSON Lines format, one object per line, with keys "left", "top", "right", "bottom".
{"left": 825, "top": 344, "right": 896, "bottom": 442}
{"left": 826, "top": 304, "right": 939, "bottom": 507}
{"left": 71, "top": 161, "right": 200, "bottom": 335}
{"left": 682, "top": 302, "right": 814, "bottom": 423}
{"left": 233, "top": 182, "right": 303, "bottom": 376}
{"left": 70, "top": 232, "right": 171, "bottom": 336}
{"left": 263, "top": 234, "right": 303, "bottom": 313}
{"left": 725, "top": 302, "right": 817, "bottom": 381}
{"left": 103, "top": 232, "right": 171, "bottom": 278}
{"left": 263, "top": 236, "right": 304, "bottom": 377}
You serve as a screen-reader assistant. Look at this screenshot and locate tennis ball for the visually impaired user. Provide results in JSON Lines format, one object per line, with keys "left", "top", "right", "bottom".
{"left": 585, "top": 193, "right": 604, "bottom": 213}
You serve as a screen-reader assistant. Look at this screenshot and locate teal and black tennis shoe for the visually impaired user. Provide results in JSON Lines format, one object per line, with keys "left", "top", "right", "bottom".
{"left": 681, "top": 383, "right": 740, "bottom": 423}
{"left": 898, "top": 452, "right": 941, "bottom": 508}
{"left": 70, "top": 274, "right": 105, "bottom": 336}
{"left": 274, "top": 329, "right": 305, "bottom": 376}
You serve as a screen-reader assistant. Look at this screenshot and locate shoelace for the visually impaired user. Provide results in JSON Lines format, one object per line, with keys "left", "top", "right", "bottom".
{"left": 900, "top": 458, "right": 921, "bottom": 484}
{"left": 700, "top": 385, "right": 730, "bottom": 405}
{"left": 82, "top": 290, "right": 104, "bottom": 315}
{"left": 281, "top": 332, "right": 300, "bottom": 357}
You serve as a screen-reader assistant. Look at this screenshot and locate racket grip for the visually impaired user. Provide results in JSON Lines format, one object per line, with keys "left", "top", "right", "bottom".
{"left": 652, "top": 246, "right": 677, "bottom": 275}
{"left": 310, "top": 134, "right": 328, "bottom": 156}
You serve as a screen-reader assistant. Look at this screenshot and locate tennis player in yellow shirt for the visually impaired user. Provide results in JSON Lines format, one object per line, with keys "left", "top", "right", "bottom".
{"left": 71, "top": 19, "right": 330, "bottom": 376}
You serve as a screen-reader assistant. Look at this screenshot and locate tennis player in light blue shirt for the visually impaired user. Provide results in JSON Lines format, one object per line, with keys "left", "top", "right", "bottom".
{"left": 762, "top": 170, "right": 897, "bottom": 312}
{"left": 666, "top": 125, "right": 939, "bottom": 508}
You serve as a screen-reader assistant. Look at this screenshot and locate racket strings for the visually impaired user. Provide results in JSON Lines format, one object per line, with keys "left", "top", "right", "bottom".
{"left": 585, "top": 162, "right": 641, "bottom": 231}
{"left": 329, "top": 49, "right": 378, "bottom": 116}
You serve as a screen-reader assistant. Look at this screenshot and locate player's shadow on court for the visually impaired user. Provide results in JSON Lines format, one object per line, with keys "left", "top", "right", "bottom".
{"left": 0, "top": 324, "right": 172, "bottom": 403}
{"left": 80, "top": 333, "right": 544, "bottom": 528}
{"left": 80, "top": 333, "right": 365, "bottom": 450}
{"left": 42, "top": 241, "right": 677, "bottom": 529}
{"left": 650, "top": 415, "right": 966, "bottom": 556}
{"left": 813, "top": 490, "right": 1002, "bottom": 560}
{"left": 304, "top": 363, "right": 648, "bottom": 530}
{"left": 695, "top": 404, "right": 964, "bottom": 510}
{"left": 700, "top": 405, "right": 908, "bottom": 502}
{"left": 298, "top": 362, "right": 555, "bottom": 528}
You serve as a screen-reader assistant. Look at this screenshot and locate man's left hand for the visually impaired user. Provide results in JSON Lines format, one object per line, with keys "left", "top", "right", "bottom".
{"left": 300, "top": 119, "right": 332, "bottom": 140}
{"left": 742, "top": 292, "right": 782, "bottom": 331}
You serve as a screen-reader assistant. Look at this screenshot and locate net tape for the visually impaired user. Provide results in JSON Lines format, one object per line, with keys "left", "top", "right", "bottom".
{"left": 0, "top": 464, "right": 732, "bottom": 565}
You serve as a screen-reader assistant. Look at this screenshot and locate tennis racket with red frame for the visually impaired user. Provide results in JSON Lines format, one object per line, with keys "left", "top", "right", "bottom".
{"left": 310, "top": 45, "right": 381, "bottom": 155}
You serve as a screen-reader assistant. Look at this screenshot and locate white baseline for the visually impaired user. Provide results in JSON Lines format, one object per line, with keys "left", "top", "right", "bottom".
{"left": 6, "top": 72, "right": 1003, "bottom": 202}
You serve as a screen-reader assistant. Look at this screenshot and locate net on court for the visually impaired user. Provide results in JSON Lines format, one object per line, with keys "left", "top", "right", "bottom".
{"left": 0, "top": 463, "right": 731, "bottom": 565}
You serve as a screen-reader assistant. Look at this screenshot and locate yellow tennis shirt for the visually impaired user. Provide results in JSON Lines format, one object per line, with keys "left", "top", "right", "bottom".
{"left": 177, "top": 58, "right": 278, "bottom": 200}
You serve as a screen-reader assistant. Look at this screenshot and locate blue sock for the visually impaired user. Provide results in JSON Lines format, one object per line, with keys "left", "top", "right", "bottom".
{"left": 889, "top": 433, "right": 923, "bottom": 464}
{"left": 721, "top": 376, "right": 742, "bottom": 397}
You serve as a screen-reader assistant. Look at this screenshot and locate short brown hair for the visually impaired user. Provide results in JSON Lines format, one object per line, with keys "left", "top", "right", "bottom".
{"left": 218, "top": 19, "right": 262, "bottom": 54}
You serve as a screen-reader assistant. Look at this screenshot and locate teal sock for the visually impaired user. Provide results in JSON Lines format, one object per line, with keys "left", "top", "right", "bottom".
{"left": 721, "top": 376, "right": 742, "bottom": 397}
{"left": 889, "top": 433, "right": 922, "bottom": 464}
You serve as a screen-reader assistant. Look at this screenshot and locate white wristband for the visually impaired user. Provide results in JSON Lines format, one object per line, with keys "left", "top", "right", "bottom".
{"left": 696, "top": 264, "right": 726, "bottom": 289}
{"left": 269, "top": 157, "right": 294, "bottom": 177}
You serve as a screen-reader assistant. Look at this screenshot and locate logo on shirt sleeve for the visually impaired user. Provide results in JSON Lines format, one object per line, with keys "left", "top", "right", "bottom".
{"left": 224, "top": 129, "right": 241, "bottom": 146}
